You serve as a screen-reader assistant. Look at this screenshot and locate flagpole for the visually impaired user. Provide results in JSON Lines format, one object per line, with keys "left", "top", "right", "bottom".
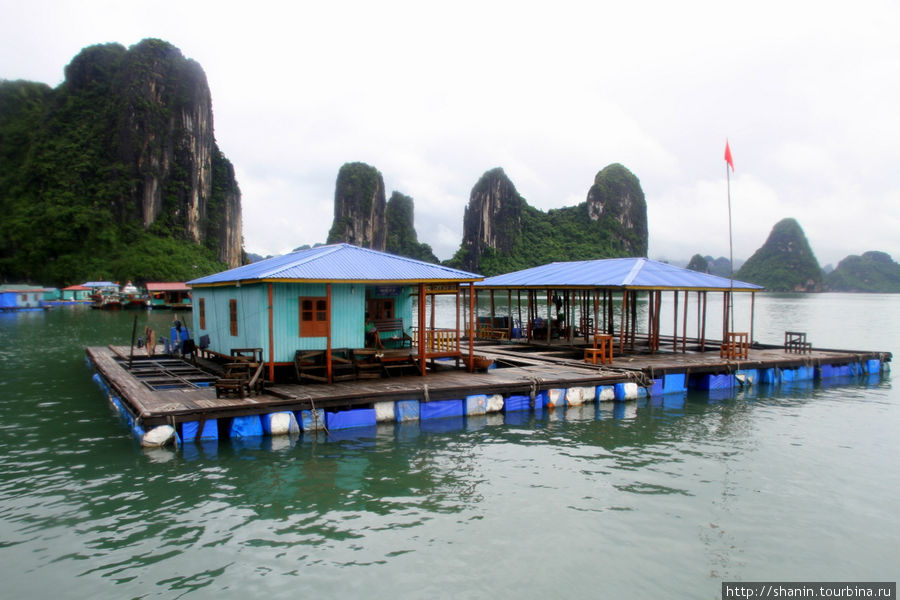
{"left": 726, "top": 147, "right": 734, "bottom": 334}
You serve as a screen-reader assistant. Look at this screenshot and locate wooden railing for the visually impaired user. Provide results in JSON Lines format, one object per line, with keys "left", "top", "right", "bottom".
{"left": 413, "top": 328, "right": 459, "bottom": 353}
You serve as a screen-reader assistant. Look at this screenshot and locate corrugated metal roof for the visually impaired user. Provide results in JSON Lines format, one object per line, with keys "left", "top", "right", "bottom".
{"left": 81, "top": 281, "right": 117, "bottom": 288}
{"left": 188, "top": 244, "right": 482, "bottom": 286}
{"left": 476, "top": 257, "right": 763, "bottom": 291}
{"left": 0, "top": 284, "right": 52, "bottom": 293}
{"left": 146, "top": 282, "right": 189, "bottom": 292}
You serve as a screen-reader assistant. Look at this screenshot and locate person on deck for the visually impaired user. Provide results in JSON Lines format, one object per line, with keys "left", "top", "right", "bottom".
{"left": 144, "top": 326, "right": 156, "bottom": 356}
{"left": 365, "top": 314, "right": 377, "bottom": 347}
{"left": 170, "top": 320, "right": 191, "bottom": 356}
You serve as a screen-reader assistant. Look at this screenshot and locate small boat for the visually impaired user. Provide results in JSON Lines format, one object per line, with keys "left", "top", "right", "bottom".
{"left": 91, "top": 290, "right": 121, "bottom": 309}
{"left": 120, "top": 281, "right": 151, "bottom": 309}
{"left": 462, "top": 354, "right": 494, "bottom": 372}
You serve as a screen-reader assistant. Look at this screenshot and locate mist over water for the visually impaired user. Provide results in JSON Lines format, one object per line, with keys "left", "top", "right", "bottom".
{"left": 0, "top": 294, "right": 896, "bottom": 599}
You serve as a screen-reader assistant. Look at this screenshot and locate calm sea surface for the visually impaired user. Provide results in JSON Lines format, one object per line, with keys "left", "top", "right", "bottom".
{"left": 0, "top": 294, "right": 896, "bottom": 599}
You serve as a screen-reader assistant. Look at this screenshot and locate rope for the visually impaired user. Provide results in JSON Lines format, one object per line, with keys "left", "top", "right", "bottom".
{"left": 309, "top": 396, "right": 329, "bottom": 435}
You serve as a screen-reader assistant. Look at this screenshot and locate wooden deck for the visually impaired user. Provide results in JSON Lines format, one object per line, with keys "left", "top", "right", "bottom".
{"left": 86, "top": 342, "right": 892, "bottom": 429}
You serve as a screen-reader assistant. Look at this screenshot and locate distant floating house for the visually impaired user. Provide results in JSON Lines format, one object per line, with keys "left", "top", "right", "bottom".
{"left": 146, "top": 282, "right": 192, "bottom": 309}
{"left": 60, "top": 284, "right": 93, "bottom": 302}
{"left": 81, "top": 281, "right": 121, "bottom": 309}
{"left": 0, "top": 284, "right": 51, "bottom": 310}
{"left": 474, "top": 257, "right": 763, "bottom": 354}
{"left": 187, "top": 244, "right": 483, "bottom": 382}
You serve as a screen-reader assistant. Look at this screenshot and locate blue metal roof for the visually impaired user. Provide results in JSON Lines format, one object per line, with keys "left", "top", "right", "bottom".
{"left": 189, "top": 244, "right": 482, "bottom": 286}
{"left": 81, "top": 281, "right": 117, "bottom": 288}
{"left": 476, "top": 257, "right": 763, "bottom": 291}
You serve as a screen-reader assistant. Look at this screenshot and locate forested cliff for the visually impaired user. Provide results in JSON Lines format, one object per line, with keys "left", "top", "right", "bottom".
{"left": 326, "top": 162, "right": 438, "bottom": 262}
{"left": 735, "top": 218, "right": 823, "bottom": 292}
{"left": 0, "top": 39, "right": 242, "bottom": 285}
{"left": 448, "top": 164, "right": 648, "bottom": 275}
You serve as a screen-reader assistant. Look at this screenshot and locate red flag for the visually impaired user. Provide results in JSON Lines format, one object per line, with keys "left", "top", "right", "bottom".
{"left": 724, "top": 140, "right": 734, "bottom": 171}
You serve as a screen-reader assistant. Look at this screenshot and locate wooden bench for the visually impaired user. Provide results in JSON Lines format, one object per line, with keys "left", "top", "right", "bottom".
{"left": 785, "top": 331, "right": 812, "bottom": 354}
{"left": 352, "top": 348, "right": 383, "bottom": 379}
{"left": 293, "top": 349, "right": 356, "bottom": 383}
{"left": 373, "top": 319, "right": 412, "bottom": 349}
{"left": 584, "top": 334, "right": 613, "bottom": 365}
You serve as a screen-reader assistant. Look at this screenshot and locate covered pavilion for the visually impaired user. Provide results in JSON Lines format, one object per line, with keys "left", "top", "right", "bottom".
{"left": 471, "top": 257, "right": 763, "bottom": 357}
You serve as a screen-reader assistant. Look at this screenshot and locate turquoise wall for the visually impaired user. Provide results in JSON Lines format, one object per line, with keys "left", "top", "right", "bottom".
{"left": 192, "top": 282, "right": 414, "bottom": 364}
{"left": 192, "top": 284, "right": 268, "bottom": 355}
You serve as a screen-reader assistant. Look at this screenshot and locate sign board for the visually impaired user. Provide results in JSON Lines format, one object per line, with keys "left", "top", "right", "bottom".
{"left": 425, "top": 283, "right": 458, "bottom": 295}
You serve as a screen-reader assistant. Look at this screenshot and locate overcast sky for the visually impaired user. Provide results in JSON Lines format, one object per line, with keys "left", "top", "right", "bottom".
{"left": 3, "top": 0, "right": 898, "bottom": 267}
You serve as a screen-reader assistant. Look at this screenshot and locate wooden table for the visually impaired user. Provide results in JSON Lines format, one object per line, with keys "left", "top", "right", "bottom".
{"left": 584, "top": 334, "right": 614, "bottom": 365}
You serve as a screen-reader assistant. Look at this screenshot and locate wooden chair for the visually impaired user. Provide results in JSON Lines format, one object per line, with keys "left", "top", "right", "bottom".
{"left": 720, "top": 332, "right": 750, "bottom": 359}
{"left": 784, "top": 331, "right": 812, "bottom": 354}
{"left": 584, "top": 334, "right": 613, "bottom": 365}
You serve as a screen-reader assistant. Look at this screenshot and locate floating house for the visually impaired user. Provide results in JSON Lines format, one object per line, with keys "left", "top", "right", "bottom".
{"left": 0, "top": 284, "right": 51, "bottom": 310}
{"left": 146, "top": 281, "right": 191, "bottom": 310}
{"left": 60, "top": 284, "right": 93, "bottom": 302}
{"left": 86, "top": 252, "right": 892, "bottom": 448}
{"left": 473, "top": 257, "right": 764, "bottom": 356}
{"left": 146, "top": 282, "right": 191, "bottom": 309}
{"left": 187, "top": 244, "right": 483, "bottom": 382}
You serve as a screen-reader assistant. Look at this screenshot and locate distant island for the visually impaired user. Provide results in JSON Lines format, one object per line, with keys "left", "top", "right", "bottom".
{"left": 685, "top": 218, "right": 899, "bottom": 293}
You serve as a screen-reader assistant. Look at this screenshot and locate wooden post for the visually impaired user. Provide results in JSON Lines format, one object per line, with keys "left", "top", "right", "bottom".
{"left": 268, "top": 283, "right": 275, "bottom": 381}
{"left": 653, "top": 291, "right": 662, "bottom": 351}
{"left": 526, "top": 290, "right": 532, "bottom": 341}
{"left": 474, "top": 288, "right": 479, "bottom": 339}
{"left": 455, "top": 285, "right": 461, "bottom": 357}
{"left": 750, "top": 291, "right": 756, "bottom": 345}
{"left": 508, "top": 289, "right": 513, "bottom": 339}
{"left": 418, "top": 283, "right": 427, "bottom": 376}
{"left": 517, "top": 289, "right": 523, "bottom": 340}
{"left": 696, "top": 291, "right": 701, "bottom": 343}
{"left": 682, "top": 289, "right": 688, "bottom": 353}
{"left": 546, "top": 289, "right": 552, "bottom": 344}
{"left": 468, "top": 282, "right": 475, "bottom": 371}
{"left": 631, "top": 291, "right": 638, "bottom": 352}
{"left": 326, "top": 283, "right": 332, "bottom": 383}
{"left": 619, "top": 289, "right": 627, "bottom": 354}
{"left": 701, "top": 291, "right": 708, "bottom": 352}
{"left": 429, "top": 291, "right": 436, "bottom": 352}
{"left": 673, "top": 290, "right": 679, "bottom": 352}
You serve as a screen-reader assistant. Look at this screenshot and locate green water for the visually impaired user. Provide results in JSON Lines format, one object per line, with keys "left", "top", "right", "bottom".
{"left": 0, "top": 295, "right": 896, "bottom": 599}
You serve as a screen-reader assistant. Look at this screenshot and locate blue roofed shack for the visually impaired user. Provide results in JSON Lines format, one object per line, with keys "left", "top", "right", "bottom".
{"left": 187, "top": 244, "right": 483, "bottom": 382}
{"left": 473, "top": 257, "right": 763, "bottom": 355}
{"left": 0, "top": 284, "right": 51, "bottom": 310}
